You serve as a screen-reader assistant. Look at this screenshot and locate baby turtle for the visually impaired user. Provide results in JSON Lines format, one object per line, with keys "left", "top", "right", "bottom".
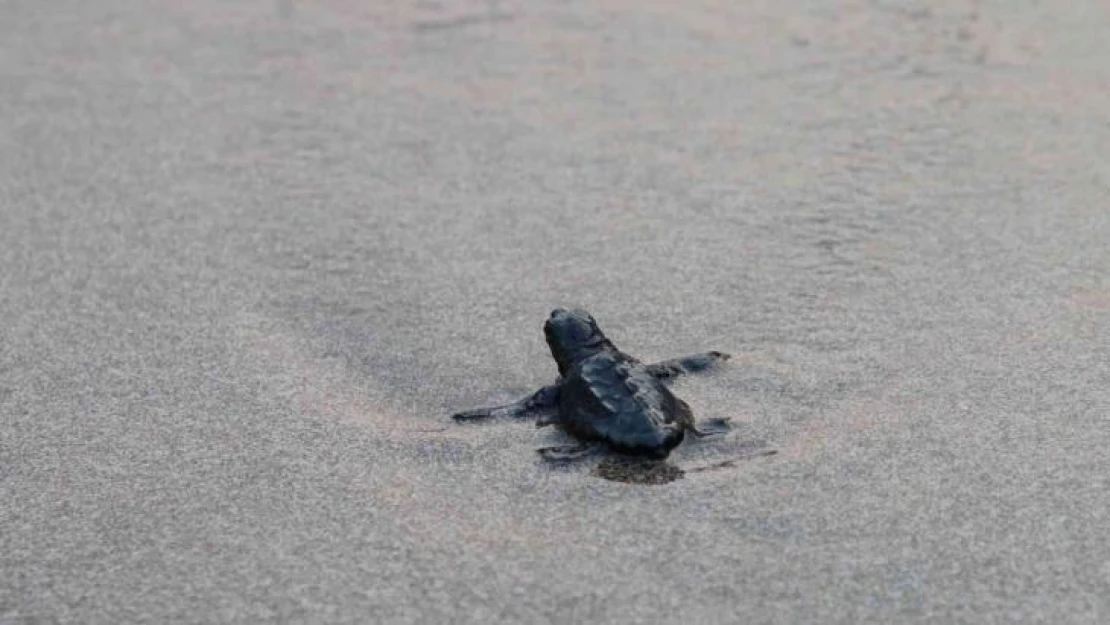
{"left": 452, "top": 308, "right": 733, "bottom": 460}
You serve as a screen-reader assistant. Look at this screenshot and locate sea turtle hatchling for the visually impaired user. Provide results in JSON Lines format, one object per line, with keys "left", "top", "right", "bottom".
{"left": 452, "top": 308, "right": 734, "bottom": 460}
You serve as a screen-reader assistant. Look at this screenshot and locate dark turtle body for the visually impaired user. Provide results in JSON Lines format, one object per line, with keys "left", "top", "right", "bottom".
{"left": 452, "top": 308, "right": 732, "bottom": 459}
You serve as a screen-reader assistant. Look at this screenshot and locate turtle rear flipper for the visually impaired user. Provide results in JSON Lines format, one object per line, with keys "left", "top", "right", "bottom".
{"left": 687, "top": 417, "right": 732, "bottom": 438}
{"left": 537, "top": 442, "right": 603, "bottom": 461}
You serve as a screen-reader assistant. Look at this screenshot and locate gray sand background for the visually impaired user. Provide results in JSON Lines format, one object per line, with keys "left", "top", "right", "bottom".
{"left": 3, "top": 0, "right": 1109, "bottom": 622}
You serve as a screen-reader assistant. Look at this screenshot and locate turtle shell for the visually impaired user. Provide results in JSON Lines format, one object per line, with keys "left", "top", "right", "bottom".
{"left": 557, "top": 352, "right": 690, "bottom": 458}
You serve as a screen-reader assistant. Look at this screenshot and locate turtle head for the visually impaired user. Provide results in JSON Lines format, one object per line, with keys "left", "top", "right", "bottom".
{"left": 544, "top": 308, "right": 611, "bottom": 375}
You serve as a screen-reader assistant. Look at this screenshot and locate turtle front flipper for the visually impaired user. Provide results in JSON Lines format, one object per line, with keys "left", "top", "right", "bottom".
{"left": 644, "top": 351, "right": 730, "bottom": 379}
{"left": 535, "top": 413, "right": 563, "bottom": 428}
{"left": 451, "top": 405, "right": 517, "bottom": 420}
{"left": 451, "top": 384, "right": 560, "bottom": 421}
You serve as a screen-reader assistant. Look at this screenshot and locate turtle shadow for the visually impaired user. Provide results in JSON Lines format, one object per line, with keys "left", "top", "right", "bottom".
{"left": 592, "top": 456, "right": 686, "bottom": 485}
{"left": 590, "top": 447, "right": 778, "bottom": 485}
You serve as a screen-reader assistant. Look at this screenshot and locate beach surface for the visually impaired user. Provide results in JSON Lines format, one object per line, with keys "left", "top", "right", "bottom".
{"left": 3, "top": 0, "right": 1109, "bottom": 622}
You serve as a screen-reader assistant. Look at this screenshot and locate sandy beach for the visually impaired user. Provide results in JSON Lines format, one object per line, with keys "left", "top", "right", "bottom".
{"left": 3, "top": 0, "right": 1109, "bottom": 622}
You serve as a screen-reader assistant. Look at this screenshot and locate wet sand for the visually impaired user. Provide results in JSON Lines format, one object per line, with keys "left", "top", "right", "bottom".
{"left": 3, "top": 0, "right": 1110, "bottom": 622}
